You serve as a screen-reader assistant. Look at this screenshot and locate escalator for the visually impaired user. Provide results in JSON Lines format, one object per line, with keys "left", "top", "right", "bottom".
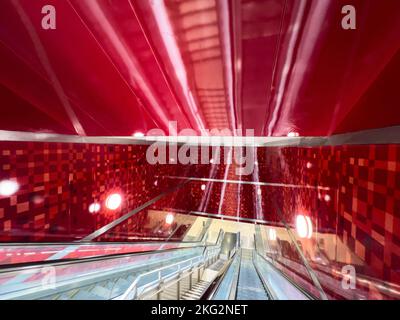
{"left": 0, "top": 246, "right": 205, "bottom": 300}
{"left": 0, "top": 227, "right": 311, "bottom": 300}
{"left": 209, "top": 246, "right": 310, "bottom": 300}
{"left": 236, "top": 249, "right": 270, "bottom": 300}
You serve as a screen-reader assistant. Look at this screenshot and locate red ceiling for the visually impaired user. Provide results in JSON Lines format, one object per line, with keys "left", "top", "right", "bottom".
{"left": 0, "top": 0, "right": 400, "bottom": 137}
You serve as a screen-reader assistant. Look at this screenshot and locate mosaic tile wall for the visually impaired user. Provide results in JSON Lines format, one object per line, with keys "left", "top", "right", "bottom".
{"left": 262, "top": 145, "right": 400, "bottom": 299}
{"left": 0, "top": 141, "right": 191, "bottom": 242}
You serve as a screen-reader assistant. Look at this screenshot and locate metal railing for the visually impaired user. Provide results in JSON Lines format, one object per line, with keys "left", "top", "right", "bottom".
{"left": 116, "top": 230, "right": 224, "bottom": 300}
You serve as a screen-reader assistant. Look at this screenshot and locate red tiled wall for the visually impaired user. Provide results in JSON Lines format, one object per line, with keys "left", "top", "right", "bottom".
{"left": 262, "top": 145, "right": 400, "bottom": 299}
{"left": 0, "top": 141, "right": 191, "bottom": 241}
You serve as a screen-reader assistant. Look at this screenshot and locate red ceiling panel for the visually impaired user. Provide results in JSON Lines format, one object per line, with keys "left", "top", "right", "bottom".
{"left": 0, "top": 0, "right": 400, "bottom": 136}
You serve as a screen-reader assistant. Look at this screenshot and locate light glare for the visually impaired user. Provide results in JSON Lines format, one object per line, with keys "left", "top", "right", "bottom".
{"left": 0, "top": 180, "right": 19, "bottom": 197}
{"left": 296, "top": 214, "right": 313, "bottom": 239}
{"left": 165, "top": 213, "right": 174, "bottom": 225}
{"left": 269, "top": 229, "right": 277, "bottom": 241}
{"left": 89, "top": 202, "right": 101, "bottom": 213}
{"left": 106, "top": 193, "right": 122, "bottom": 210}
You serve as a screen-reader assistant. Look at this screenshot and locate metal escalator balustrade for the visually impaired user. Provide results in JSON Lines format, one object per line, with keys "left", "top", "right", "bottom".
{"left": 0, "top": 247, "right": 203, "bottom": 300}
{"left": 41, "top": 250, "right": 200, "bottom": 300}
{"left": 126, "top": 230, "right": 235, "bottom": 300}
{"left": 118, "top": 239, "right": 223, "bottom": 300}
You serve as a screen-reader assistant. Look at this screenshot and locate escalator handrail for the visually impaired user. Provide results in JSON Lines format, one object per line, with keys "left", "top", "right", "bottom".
{"left": 251, "top": 246, "right": 275, "bottom": 299}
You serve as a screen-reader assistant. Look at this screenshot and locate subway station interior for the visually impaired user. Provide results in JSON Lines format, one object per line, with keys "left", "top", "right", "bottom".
{"left": 0, "top": 0, "right": 400, "bottom": 301}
